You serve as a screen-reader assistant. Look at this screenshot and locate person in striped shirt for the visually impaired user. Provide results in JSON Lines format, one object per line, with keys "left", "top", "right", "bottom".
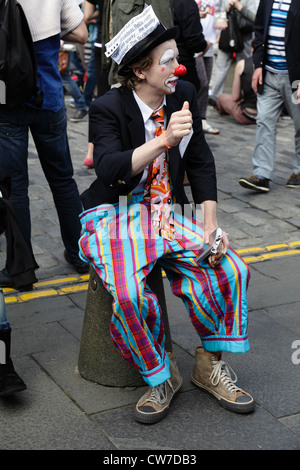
{"left": 239, "top": 0, "right": 300, "bottom": 192}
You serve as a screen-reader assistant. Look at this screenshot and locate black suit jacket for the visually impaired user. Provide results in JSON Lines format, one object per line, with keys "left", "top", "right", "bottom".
{"left": 253, "top": 0, "right": 300, "bottom": 91}
{"left": 81, "top": 80, "right": 217, "bottom": 210}
{"left": 172, "top": 0, "right": 207, "bottom": 91}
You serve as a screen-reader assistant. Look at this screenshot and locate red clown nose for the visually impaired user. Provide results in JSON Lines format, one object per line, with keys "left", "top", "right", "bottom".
{"left": 174, "top": 64, "right": 187, "bottom": 76}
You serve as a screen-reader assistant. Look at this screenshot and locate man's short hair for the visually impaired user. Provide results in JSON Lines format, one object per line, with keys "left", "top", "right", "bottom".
{"left": 117, "top": 55, "right": 153, "bottom": 89}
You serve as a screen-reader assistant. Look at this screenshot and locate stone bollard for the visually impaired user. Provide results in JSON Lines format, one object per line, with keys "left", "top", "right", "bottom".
{"left": 78, "top": 264, "right": 172, "bottom": 387}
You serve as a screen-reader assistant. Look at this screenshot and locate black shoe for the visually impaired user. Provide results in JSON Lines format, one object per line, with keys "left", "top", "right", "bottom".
{"left": 208, "top": 95, "right": 217, "bottom": 107}
{"left": 0, "top": 328, "right": 27, "bottom": 397}
{"left": 70, "top": 109, "right": 88, "bottom": 122}
{"left": 64, "top": 250, "right": 89, "bottom": 274}
{"left": 286, "top": 173, "right": 300, "bottom": 188}
{"left": 0, "top": 371, "right": 27, "bottom": 397}
{"left": 0, "top": 268, "right": 33, "bottom": 291}
{"left": 0, "top": 268, "right": 15, "bottom": 288}
{"left": 239, "top": 176, "right": 270, "bottom": 193}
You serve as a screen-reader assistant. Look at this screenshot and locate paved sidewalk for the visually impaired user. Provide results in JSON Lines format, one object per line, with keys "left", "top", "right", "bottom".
{"left": 0, "top": 100, "right": 300, "bottom": 451}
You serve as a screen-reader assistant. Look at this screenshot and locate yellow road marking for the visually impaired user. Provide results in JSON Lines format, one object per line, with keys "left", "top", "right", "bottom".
{"left": 3, "top": 240, "right": 300, "bottom": 304}
{"left": 236, "top": 240, "right": 300, "bottom": 254}
{"left": 20, "top": 289, "right": 58, "bottom": 302}
{"left": 58, "top": 283, "right": 89, "bottom": 294}
{"left": 242, "top": 249, "right": 300, "bottom": 263}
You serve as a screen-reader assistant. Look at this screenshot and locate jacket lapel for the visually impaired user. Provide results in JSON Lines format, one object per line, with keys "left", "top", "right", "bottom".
{"left": 123, "top": 89, "right": 146, "bottom": 149}
{"left": 263, "top": 0, "right": 273, "bottom": 38}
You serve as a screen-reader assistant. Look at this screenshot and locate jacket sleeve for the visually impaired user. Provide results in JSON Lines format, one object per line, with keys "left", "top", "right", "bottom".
{"left": 173, "top": 0, "right": 207, "bottom": 54}
{"left": 252, "top": 0, "right": 266, "bottom": 70}
{"left": 88, "top": 93, "right": 142, "bottom": 190}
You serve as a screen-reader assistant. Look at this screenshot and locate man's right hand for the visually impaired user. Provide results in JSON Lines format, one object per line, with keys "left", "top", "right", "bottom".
{"left": 164, "top": 101, "right": 193, "bottom": 148}
{"left": 252, "top": 67, "right": 263, "bottom": 94}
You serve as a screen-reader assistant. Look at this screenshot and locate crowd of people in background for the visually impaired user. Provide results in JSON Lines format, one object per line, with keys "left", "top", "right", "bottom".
{"left": 62, "top": 0, "right": 260, "bottom": 168}
{"left": 1, "top": 0, "right": 300, "bottom": 410}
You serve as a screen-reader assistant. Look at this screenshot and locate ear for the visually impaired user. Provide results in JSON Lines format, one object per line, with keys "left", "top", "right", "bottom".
{"left": 133, "top": 68, "right": 146, "bottom": 81}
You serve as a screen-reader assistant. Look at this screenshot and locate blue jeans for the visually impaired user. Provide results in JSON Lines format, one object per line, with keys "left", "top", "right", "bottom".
{"left": 0, "top": 289, "right": 10, "bottom": 330}
{"left": 84, "top": 44, "right": 96, "bottom": 108}
{"left": 62, "top": 58, "right": 88, "bottom": 111}
{"left": 0, "top": 105, "right": 83, "bottom": 262}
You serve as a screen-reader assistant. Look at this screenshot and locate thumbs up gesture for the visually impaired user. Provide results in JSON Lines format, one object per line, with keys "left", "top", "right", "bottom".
{"left": 164, "top": 101, "right": 193, "bottom": 148}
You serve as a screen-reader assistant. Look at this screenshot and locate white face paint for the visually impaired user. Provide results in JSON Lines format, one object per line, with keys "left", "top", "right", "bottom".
{"left": 159, "top": 48, "right": 175, "bottom": 66}
{"left": 164, "top": 77, "right": 177, "bottom": 93}
{"left": 159, "top": 48, "right": 178, "bottom": 93}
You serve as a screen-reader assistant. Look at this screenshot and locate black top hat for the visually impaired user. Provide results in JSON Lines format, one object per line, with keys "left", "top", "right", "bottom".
{"left": 118, "top": 23, "right": 179, "bottom": 76}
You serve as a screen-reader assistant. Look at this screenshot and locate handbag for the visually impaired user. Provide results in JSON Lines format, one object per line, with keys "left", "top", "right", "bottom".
{"left": 58, "top": 50, "right": 69, "bottom": 75}
{"left": 219, "top": 8, "right": 244, "bottom": 53}
{"left": 236, "top": 10, "right": 254, "bottom": 35}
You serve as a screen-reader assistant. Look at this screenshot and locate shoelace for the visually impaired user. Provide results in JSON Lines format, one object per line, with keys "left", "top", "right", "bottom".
{"left": 147, "top": 379, "right": 174, "bottom": 405}
{"left": 210, "top": 359, "right": 240, "bottom": 393}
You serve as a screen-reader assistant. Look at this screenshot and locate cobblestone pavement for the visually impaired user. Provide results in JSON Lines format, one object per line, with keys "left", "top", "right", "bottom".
{"left": 1, "top": 96, "right": 300, "bottom": 451}
{"left": 1, "top": 101, "right": 299, "bottom": 281}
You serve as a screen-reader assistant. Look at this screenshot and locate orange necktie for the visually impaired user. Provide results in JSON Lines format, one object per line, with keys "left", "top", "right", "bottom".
{"left": 144, "top": 108, "right": 176, "bottom": 241}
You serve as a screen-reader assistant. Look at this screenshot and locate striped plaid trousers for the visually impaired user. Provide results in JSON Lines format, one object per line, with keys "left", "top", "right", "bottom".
{"left": 79, "top": 191, "right": 250, "bottom": 387}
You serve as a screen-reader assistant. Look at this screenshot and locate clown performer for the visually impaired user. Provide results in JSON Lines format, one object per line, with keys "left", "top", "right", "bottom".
{"left": 79, "top": 6, "right": 254, "bottom": 424}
